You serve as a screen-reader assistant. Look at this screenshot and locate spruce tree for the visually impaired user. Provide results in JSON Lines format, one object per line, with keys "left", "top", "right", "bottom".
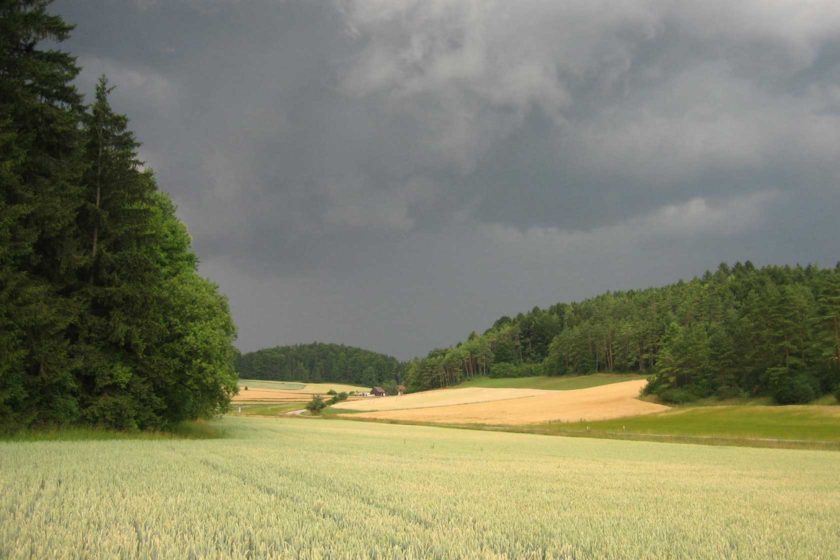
{"left": 0, "top": 0, "right": 85, "bottom": 427}
{"left": 1, "top": 2, "right": 239, "bottom": 431}
{"left": 74, "top": 77, "right": 162, "bottom": 428}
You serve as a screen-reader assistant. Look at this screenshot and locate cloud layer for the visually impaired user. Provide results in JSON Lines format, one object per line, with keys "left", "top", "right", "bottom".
{"left": 55, "top": 0, "right": 840, "bottom": 358}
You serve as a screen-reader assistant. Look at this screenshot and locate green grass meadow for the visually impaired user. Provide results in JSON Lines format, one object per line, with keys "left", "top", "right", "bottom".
{"left": 2, "top": 417, "right": 839, "bottom": 559}
{"left": 534, "top": 405, "right": 840, "bottom": 447}
{"left": 231, "top": 402, "right": 306, "bottom": 417}
{"left": 454, "top": 373, "right": 645, "bottom": 391}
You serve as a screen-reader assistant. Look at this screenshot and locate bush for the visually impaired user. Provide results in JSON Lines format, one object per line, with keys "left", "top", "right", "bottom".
{"left": 815, "top": 364, "right": 840, "bottom": 393}
{"left": 642, "top": 375, "right": 665, "bottom": 396}
{"left": 769, "top": 368, "right": 818, "bottom": 404}
{"left": 328, "top": 392, "right": 349, "bottom": 405}
{"left": 305, "top": 395, "right": 327, "bottom": 414}
{"left": 657, "top": 388, "right": 701, "bottom": 404}
{"left": 715, "top": 385, "right": 747, "bottom": 400}
{"left": 834, "top": 384, "right": 840, "bottom": 404}
{"left": 326, "top": 389, "right": 337, "bottom": 396}
{"left": 489, "top": 362, "right": 544, "bottom": 378}
{"left": 489, "top": 362, "right": 516, "bottom": 378}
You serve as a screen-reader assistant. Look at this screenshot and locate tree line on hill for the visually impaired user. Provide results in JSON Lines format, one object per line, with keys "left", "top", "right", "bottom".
{"left": 405, "top": 262, "right": 840, "bottom": 404}
{"left": 0, "top": 1, "right": 238, "bottom": 431}
{"left": 236, "top": 342, "right": 404, "bottom": 387}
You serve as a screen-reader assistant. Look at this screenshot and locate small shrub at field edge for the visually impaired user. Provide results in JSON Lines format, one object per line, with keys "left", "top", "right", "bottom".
{"left": 657, "top": 387, "right": 702, "bottom": 404}
{"left": 305, "top": 395, "right": 327, "bottom": 414}
{"left": 769, "top": 368, "right": 819, "bottom": 404}
{"left": 327, "top": 389, "right": 337, "bottom": 396}
{"left": 328, "top": 392, "right": 349, "bottom": 405}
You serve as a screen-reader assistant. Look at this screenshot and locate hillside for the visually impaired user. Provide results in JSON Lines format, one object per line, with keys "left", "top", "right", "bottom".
{"left": 405, "top": 262, "right": 840, "bottom": 405}
{"left": 236, "top": 342, "right": 403, "bottom": 387}
{"left": 453, "top": 373, "right": 644, "bottom": 391}
{"left": 332, "top": 379, "right": 667, "bottom": 425}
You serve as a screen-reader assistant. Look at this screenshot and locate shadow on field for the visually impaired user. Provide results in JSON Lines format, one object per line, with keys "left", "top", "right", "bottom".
{"left": 0, "top": 419, "right": 229, "bottom": 442}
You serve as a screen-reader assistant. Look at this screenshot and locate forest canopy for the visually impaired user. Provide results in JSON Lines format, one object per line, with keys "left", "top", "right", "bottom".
{"left": 236, "top": 343, "right": 403, "bottom": 387}
{"left": 405, "top": 262, "right": 840, "bottom": 405}
{"left": 0, "top": 1, "right": 238, "bottom": 431}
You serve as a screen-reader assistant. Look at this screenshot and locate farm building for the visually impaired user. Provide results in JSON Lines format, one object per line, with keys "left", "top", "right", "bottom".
{"left": 397, "top": 385, "right": 406, "bottom": 396}
{"left": 371, "top": 387, "right": 386, "bottom": 397}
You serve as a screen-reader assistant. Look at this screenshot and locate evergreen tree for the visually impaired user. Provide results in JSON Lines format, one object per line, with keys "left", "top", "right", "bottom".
{"left": 413, "top": 261, "right": 840, "bottom": 402}
{"left": 1, "top": 2, "right": 239, "bottom": 431}
{"left": 1, "top": 0, "right": 85, "bottom": 426}
{"left": 236, "top": 342, "right": 403, "bottom": 387}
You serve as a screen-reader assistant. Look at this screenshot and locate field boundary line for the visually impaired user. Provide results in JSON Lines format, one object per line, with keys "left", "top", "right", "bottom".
{"left": 330, "top": 415, "right": 840, "bottom": 451}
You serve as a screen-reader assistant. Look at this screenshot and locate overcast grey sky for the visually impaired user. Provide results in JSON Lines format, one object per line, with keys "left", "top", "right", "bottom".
{"left": 54, "top": 0, "right": 840, "bottom": 359}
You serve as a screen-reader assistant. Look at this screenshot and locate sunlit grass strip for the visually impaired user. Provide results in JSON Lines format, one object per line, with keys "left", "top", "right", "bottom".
{"left": 0, "top": 420, "right": 226, "bottom": 442}
{"left": 340, "top": 404, "right": 840, "bottom": 450}
{"left": 454, "top": 373, "right": 646, "bottom": 391}
{"left": 231, "top": 402, "right": 306, "bottom": 416}
{"left": 537, "top": 405, "right": 840, "bottom": 443}
{"left": 1, "top": 417, "right": 838, "bottom": 558}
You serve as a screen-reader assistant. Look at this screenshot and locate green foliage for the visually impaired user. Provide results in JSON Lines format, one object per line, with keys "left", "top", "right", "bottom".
{"left": 305, "top": 395, "right": 327, "bottom": 414}
{"left": 768, "top": 368, "right": 818, "bottom": 405}
{"left": 327, "top": 392, "right": 349, "bottom": 405}
{"left": 657, "top": 388, "right": 703, "bottom": 405}
{"left": 0, "top": 3, "right": 237, "bottom": 431}
{"left": 236, "top": 342, "right": 403, "bottom": 386}
{"left": 455, "top": 374, "right": 643, "bottom": 391}
{"left": 410, "top": 261, "right": 840, "bottom": 404}
{"left": 489, "top": 362, "right": 543, "bottom": 378}
{"left": 542, "top": 404, "right": 840, "bottom": 446}
{"left": 0, "top": 0, "right": 85, "bottom": 429}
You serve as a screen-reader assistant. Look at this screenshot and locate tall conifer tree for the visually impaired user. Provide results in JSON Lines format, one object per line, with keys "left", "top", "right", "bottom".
{"left": 0, "top": 0, "right": 85, "bottom": 426}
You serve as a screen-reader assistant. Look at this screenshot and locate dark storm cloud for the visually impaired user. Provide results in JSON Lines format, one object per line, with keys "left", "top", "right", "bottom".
{"left": 54, "top": 0, "right": 840, "bottom": 358}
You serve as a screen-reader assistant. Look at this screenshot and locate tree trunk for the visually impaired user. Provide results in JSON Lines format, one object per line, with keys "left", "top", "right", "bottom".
{"left": 90, "top": 126, "right": 103, "bottom": 283}
{"left": 833, "top": 316, "right": 840, "bottom": 365}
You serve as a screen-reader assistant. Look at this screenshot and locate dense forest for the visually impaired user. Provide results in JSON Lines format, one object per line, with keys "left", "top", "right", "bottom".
{"left": 236, "top": 343, "right": 403, "bottom": 387}
{"left": 0, "top": 1, "right": 238, "bottom": 431}
{"left": 406, "top": 262, "right": 840, "bottom": 404}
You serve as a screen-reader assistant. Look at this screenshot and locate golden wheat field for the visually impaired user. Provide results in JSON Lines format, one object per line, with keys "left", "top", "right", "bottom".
{"left": 1, "top": 417, "right": 838, "bottom": 559}
{"left": 234, "top": 380, "right": 369, "bottom": 403}
{"left": 232, "top": 389, "right": 312, "bottom": 403}
{"left": 331, "top": 386, "right": 546, "bottom": 411}
{"left": 341, "top": 380, "right": 669, "bottom": 425}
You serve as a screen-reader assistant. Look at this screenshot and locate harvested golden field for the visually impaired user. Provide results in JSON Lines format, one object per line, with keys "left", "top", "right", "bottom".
{"left": 331, "top": 386, "right": 546, "bottom": 412}
{"left": 346, "top": 380, "right": 669, "bottom": 425}
{"left": 234, "top": 380, "right": 369, "bottom": 403}
{"left": 232, "top": 389, "right": 311, "bottom": 403}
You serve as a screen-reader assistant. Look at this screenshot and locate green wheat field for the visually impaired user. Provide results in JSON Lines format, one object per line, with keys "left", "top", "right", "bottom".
{"left": 2, "top": 417, "right": 838, "bottom": 559}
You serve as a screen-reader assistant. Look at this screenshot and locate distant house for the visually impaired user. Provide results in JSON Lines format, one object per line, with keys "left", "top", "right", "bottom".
{"left": 396, "top": 385, "right": 406, "bottom": 396}
{"left": 371, "top": 387, "right": 386, "bottom": 397}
